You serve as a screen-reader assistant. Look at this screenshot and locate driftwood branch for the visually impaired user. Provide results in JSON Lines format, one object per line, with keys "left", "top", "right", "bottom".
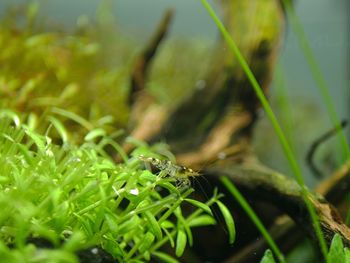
{"left": 120, "top": 9, "right": 174, "bottom": 157}
{"left": 129, "top": 9, "right": 174, "bottom": 105}
{"left": 205, "top": 160, "right": 350, "bottom": 246}
{"left": 128, "top": 8, "right": 174, "bottom": 132}
{"left": 123, "top": 0, "right": 350, "bottom": 261}
{"left": 221, "top": 161, "right": 350, "bottom": 263}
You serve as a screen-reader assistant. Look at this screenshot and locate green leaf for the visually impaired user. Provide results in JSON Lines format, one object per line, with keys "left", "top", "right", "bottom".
{"left": 328, "top": 234, "right": 345, "bottom": 263}
{"left": 0, "top": 240, "right": 11, "bottom": 256}
{"left": 152, "top": 251, "right": 180, "bottom": 263}
{"left": 139, "top": 170, "right": 157, "bottom": 183}
{"left": 17, "top": 143, "right": 33, "bottom": 165}
{"left": 216, "top": 200, "right": 235, "bottom": 244}
{"left": 161, "top": 226, "right": 175, "bottom": 248}
{"left": 105, "top": 213, "right": 119, "bottom": 235}
{"left": 143, "top": 251, "right": 151, "bottom": 261}
{"left": 23, "top": 126, "right": 46, "bottom": 153}
{"left": 158, "top": 181, "right": 180, "bottom": 195}
{"left": 175, "top": 229, "right": 187, "bottom": 257}
{"left": 174, "top": 207, "right": 193, "bottom": 247}
{"left": 84, "top": 128, "right": 106, "bottom": 141}
{"left": 138, "top": 232, "right": 155, "bottom": 253}
{"left": 161, "top": 220, "right": 175, "bottom": 229}
{"left": 62, "top": 231, "right": 86, "bottom": 252}
{"left": 136, "top": 199, "right": 152, "bottom": 209}
{"left": 47, "top": 116, "right": 68, "bottom": 143}
{"left": 73, "top": 213, "right": 94, "bottom": 237}
{"left": 118, "top": 215, "right": 141, "bottom": 235}
{"left": 183, "top": 220, "right": 193, "bottom": 247}
{"left": 0, "top": 110, "right": 21, "bottom": 127}
{"left": 260, "top": 249, "right": 276, "bottom": 263}
{"left": 51, "top": 107, "right": 93, "bottom": 130}
{"left": 188, "top": 215, "right": 216, "bottom": 227}
{"left": 344, "top": 248, "right": 350, "bottom": 263}
{"left": 144, "top": 211, "right": 163, "bottom": 240}
{"left": 28, "top": 113, "right": 38, "bottom": 130}
{"left": 184, "top": 198, "right": 213, "bottom": 215}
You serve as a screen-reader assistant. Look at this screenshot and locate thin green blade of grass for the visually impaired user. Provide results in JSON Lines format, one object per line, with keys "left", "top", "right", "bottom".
{"left": 220, "top": 177, "right": 284, "bottom": 263}
{"left": 200, "top": 0, "right": 328, "bottom": 259}
{"left": 281, "top": 0, "right": 350, "bottom": 161}
{"left": 216, "top": 200, "right": 236, "bottom": 244}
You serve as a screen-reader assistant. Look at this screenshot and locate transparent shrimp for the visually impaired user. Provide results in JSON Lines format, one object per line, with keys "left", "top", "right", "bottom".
{"left": 138, "top": 155, "right": 200, "bottom": 187}
{"left": 139, "top": 156, "right": 229, "bottom": 234}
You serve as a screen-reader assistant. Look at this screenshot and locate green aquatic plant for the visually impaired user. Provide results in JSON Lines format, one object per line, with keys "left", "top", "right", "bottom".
{"left": 0, "top": 111, "right": 234, "bottom": 262}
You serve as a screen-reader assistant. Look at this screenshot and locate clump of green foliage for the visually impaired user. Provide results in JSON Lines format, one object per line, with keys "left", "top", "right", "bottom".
{"left": 0, "top": 2, "right": 131, "bottom": 140}
{"left": 0, "top": 2, "right": 210, "bottom": 144}
{"left": 0, "top": 111, "right": 234, "bottom": 262}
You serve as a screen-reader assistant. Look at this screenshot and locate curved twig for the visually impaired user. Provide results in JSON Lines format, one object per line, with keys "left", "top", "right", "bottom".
{"left": 306, "top": 120, "right": 348, "bottom": 178}
{"left": 129, "top": 9, "right": 174, "bottom": 105}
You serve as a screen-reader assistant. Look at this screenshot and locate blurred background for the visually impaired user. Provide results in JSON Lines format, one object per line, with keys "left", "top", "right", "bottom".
{"left": 0, "top": 0, "right": 348, "bottom": 184}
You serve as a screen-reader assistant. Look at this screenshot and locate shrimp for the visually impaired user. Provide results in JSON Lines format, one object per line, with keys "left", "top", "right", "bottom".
{"left": 138, "top": 155, "right": 200, "bottom": 186}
